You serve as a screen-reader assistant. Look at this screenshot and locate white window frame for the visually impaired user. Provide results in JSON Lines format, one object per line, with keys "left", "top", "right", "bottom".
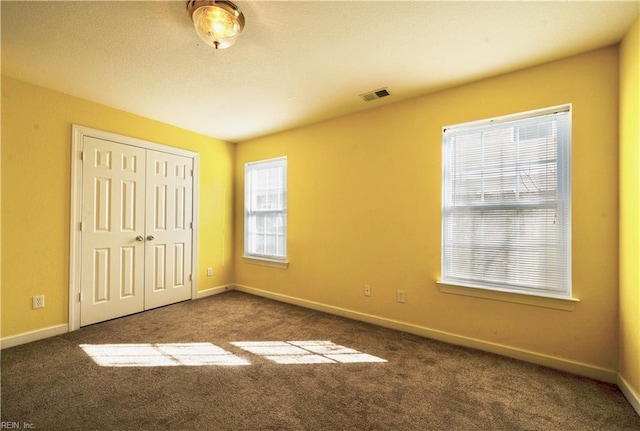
{"left": 440, "top": 105, "right": 572, "bottom": 300}
{"left": 243, "top": 157, "right": 288, "bottom": 265}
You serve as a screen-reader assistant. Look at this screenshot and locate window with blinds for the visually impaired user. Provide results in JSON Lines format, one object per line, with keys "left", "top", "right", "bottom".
{"left": 441, "top": 105, "right": 571, "bottom": 298}
{"left": 245, "top": 157, "right": 287, "bottom": 261}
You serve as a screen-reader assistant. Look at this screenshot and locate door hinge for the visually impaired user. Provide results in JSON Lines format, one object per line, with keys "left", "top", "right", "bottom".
{"left": 80, "top": 151, "right": 84, "bottom": 161}
{"left": 189, "top": 274, "right": 192, "bottom": 281}
{"left": 79, "top": 222, "right": 83, "bottom": 231}
{"left": 190, "top": 169, "right": 194, "bottom": 177}
{"left": 190, "top": 221, "right": 193, "bottom": 229}
{"left": 78, "top": 292, "right": 83, "bottom": 302}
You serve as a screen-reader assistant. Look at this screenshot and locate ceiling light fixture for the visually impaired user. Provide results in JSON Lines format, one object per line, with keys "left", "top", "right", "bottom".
{"left": 187, "top": 0, "right": 245, "bottom": 49}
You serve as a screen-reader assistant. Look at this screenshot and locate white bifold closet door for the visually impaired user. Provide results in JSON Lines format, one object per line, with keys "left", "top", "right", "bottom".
{"left": 143, "top": 149, "right": 193, "bottom": 310}
{"left": 80, "top": 136, "right": 193, "bottom": 327}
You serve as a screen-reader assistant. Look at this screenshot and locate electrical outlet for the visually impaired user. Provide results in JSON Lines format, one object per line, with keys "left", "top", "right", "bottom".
{"left": 207, "top": 267, "right": 213, "bottom": 276}
{"left": 364, "top": 285, "right": 371, "bottom": 297}
{"left": 397, "top": 290, "right": 405, "bottom": 303}
{"left": 33, "top": 295, "right": 45, "bottom": 309}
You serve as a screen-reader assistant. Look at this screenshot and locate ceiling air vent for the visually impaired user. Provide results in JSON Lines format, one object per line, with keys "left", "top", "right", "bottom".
{"left": 360, "top": 87, "right": 391, "bottom": 102}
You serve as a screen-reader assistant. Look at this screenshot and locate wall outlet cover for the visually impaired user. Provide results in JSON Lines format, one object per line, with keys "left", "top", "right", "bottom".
{"left": 33, "top": 295, "right": 45, "bottom": 309}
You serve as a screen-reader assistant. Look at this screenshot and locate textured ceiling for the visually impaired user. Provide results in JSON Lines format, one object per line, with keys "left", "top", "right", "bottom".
{"left": 2, "top": 1, "right": 639, "bottom": 143}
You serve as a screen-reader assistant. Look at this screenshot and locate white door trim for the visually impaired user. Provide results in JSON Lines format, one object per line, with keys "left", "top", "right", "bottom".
{"left": 69, "top": 125, "right": 200, "bottom": 331}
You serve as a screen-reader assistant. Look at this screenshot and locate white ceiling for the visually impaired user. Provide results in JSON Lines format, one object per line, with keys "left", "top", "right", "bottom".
{"left": 2, "top": 1, "right": 639, "bottom": 143}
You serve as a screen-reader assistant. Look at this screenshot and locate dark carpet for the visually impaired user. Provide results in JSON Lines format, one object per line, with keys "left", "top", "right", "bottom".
{"left": 1, "top": 291, "right": 639, "bottom": 430}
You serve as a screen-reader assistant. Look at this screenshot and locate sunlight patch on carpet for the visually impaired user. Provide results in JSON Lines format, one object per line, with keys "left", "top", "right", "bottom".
{"left": 80, "top": 343, "right": 251, "bottom": 367}
{"left": 230, "top": 340, "right": 387, "bottom": 364}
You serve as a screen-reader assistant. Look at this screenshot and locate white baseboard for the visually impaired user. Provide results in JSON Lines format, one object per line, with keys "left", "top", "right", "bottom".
{"left": 0, "top": 286, "right": 625, "bottom": 393}
{"left": 233, "top": 284, "right": 618, "bottom": 383}
{"left": 618, "top": 374, "right": 640, "bottom": 416}
{"left": 196, "top": 285, "right": 233, "bottom": 299}
{"left": 1, "top": 324, "right": 69, "bottom": 349}
{"left": 1, "top": 288, "right": 229, "bottom": 349}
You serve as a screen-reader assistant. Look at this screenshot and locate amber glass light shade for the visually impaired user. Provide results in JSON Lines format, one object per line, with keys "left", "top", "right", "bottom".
{"left": 187, "top": 1, "right": 245, "bottom": 49}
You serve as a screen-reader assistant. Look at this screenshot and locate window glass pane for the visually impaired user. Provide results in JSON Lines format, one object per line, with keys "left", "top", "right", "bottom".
{"left": 442, "top": 106, "right": 571, "bottom": 297}
{"left": 245, "top": 158, "right": 287, "bottom": 260}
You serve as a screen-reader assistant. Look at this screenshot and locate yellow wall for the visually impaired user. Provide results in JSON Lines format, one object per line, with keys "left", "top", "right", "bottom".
{"left": 234, "top": 47, "right": 620, "bottom": 372}
{"left": 619, "top": 16, "right": 640, "bottom": 397}
{"left": 1, "top": 76, "right": 235, "bottom": 338}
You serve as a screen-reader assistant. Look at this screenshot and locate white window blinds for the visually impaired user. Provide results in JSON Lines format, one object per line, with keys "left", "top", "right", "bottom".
{"left": 245, "top": 157, "right": 287, "bottom": 260}
{"left": 442, "top": 106, "right": 571, "bottom": 298}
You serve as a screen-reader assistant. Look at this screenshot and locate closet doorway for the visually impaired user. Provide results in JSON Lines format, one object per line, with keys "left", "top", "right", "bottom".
{"left": 69, "top": 126, "right": 199, "bottom": 328}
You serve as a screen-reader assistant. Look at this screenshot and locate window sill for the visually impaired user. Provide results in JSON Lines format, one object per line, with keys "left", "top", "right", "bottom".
{"left": 242, "top": 256, "right": 289, "bottom": 269}
{"left": 437, "top": 281, "right": 579, "bottom": 311}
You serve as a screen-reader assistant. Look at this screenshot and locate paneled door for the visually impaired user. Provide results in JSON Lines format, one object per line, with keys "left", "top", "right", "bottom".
{"left": 80, "top": 137, "right": 193, "bottom": 326}
{"left": 144, "top": 150, "right": 193, "bottom": 310}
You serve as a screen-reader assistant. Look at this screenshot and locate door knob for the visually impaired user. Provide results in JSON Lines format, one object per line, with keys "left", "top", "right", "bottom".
{"left": 146, "top": 235, "right": 155, "bottom": 241}
{"left": 135, "top": 235, "right": 144, "bottom": 242}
